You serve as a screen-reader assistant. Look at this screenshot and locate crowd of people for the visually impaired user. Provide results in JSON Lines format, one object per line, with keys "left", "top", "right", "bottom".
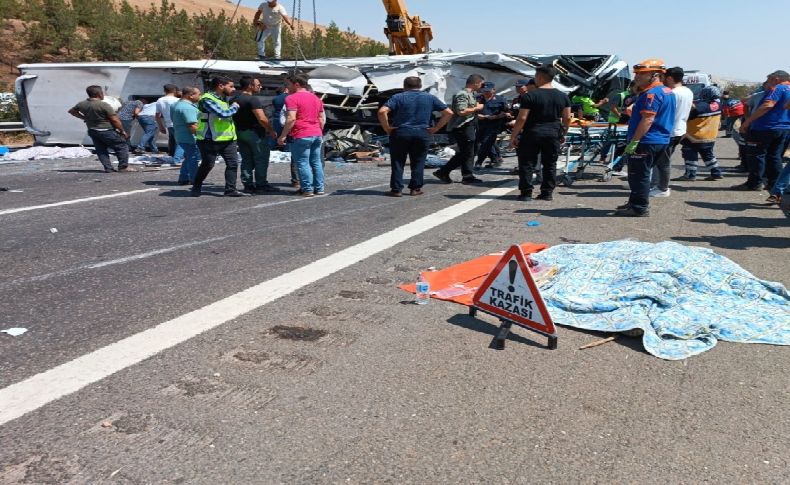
{"left": 68, "top": 60, "right": 790, "bottom": 214}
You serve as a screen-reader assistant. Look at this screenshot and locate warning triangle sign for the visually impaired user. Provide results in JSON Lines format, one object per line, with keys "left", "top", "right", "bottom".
{"left": 472, "top": 245, "right": 556, "bottom": 336}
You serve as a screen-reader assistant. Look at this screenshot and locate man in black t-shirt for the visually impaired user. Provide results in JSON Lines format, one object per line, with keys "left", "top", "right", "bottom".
{"left": 509, "top": 65, "right": 572, "bottom": 201}
{"left": 232, "top": 76, "right": 279, "bottom": 193}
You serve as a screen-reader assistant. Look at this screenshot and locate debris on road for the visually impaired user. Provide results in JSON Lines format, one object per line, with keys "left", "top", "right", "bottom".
{"left": 49, "top": 227, "right": 58, "bottom": 233}
{"left": 526, "top": 221, "right": 542, "bottom": 227}
{"left": 0, "top": 146, "right": 92, "bottom": 161}
{"left": 578, "top": 336, "right": 617, "bottom": 350}
{"left": 1, "top": 327, "right": 28, "bottom": 337}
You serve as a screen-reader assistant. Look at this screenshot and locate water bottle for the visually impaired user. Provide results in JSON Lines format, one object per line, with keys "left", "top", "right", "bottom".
{"left": 415, "top": 274, "right": 430, "bottom": 305}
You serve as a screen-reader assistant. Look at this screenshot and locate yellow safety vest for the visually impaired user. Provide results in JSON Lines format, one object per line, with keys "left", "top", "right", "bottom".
{"left": 196, "top": 92, "right": 236, "bottom": 142}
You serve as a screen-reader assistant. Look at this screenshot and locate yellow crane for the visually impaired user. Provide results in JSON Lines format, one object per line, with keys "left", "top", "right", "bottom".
{"left": 381, "top": 0, "right": 433, "bottom": 55}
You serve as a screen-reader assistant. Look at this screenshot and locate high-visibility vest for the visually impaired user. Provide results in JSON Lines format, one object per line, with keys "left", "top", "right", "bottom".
{"left": 608, "top": 90, "right": 630, "bottom": 123}
{"left": 196, "top": 92, "right": 236, "bottom": 141}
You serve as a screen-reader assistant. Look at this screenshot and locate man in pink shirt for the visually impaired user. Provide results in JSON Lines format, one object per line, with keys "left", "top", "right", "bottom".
{"left": 278, "top": 74, "right": 326, "bottom": 196}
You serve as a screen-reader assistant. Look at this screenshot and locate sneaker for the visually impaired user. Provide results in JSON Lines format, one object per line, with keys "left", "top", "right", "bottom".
{"left": 290, "top": 180, "right": 300, "bottom": 188}
{"left": 409, "top": 188, "right": 424, "bottom": 196}
{"left": 649, "top": 188, "right": 671, "bottom": 198}
{"left": 615, "top": 206, "right": 649, "bottom": 217}
{"left": 224, "top": 190, "right": 250, "bottom": 197}
{"left": 432, "top": 170, "right": 452, "bottom": 184}
{"left": 766, "top": 194, "right": 782, "bottom": 204}
{"left": 616, "top": 202, "right": 631, "bottom": 210}
{"left": 672, "top": 174, "right": 697, "bottom": 181}
{"left": 535, "top": 193, "right": 553, "bottom": 201}
{"left": 295, "top": 190, "right": 314, "bottom": 197}
{"left": 190, "top": 187, "right": 202, "bottom": 197}
{"left": 704, "top": 174, "right": 723, "bottom": 181}
{"left": 610, "top": 170, "right": 628, "bottom": 176}
{"left": 516, "top": 192, "right": 532, "bottom": 201}
{"left": 242, "top": 186, "right": 257, "bottom": 195}
{"left": 314, "top": 190, "right": 326, "bottom": 196}
{"left": 104, "top": 167, "right": 118, "bottom": 173}
{"left": 385, "top": 190, "right": 402, "bottom": 197}
{"left": 461, "top": 176, "right": 484, "bottom": 185}
{"left": 731, "top": 183, "right": 761, "bottom": 191}
{"left": 118, "top": 167, "right": 135, "bottom": 173}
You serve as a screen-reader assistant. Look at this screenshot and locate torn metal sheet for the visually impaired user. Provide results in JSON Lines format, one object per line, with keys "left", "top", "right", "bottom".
{"left": 16, "top": 53, "right": 629, "bottom": 146}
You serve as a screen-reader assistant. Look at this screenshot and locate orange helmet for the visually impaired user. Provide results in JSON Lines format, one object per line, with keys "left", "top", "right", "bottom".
{"left": 633, "top": 58, "right": 666, "bottom": 74}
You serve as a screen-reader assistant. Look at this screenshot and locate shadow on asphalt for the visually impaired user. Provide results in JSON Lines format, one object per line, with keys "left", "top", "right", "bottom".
{"left": 514, "top": 207, "right": 613, "bottom": 218}
{"left": 445, "top": 314, "right": 545, "bottom": 349}
{"left": 685, "top": 201, "right": 775, "bottom": 212}
{"left": 566, "top": 327, "right": 650, "bottom": 355}
{"left": 687, "top": 217, "right": 790, "bottom": 229}
{"left": 672, "top": 235, "right": 790, "bottom": 250}
{"left": 157, "top": 189, "right": 224, "bottom": 198}
{"left": 332, "top": 189, "right": 391, "bottom": 196}
{"left": 141, "top": 180, "right": 185, "bottom": 187}
{"left": 557, "top": 191, "right": 625, "bottom": 198}
{"left": 54, "top": 169, "right": 107, "bottom": 173}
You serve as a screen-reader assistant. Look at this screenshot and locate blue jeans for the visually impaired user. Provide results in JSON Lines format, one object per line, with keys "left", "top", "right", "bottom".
{"left": 177, "top": 142, "right": 200, "bottom": 183}
{"left": 771, "top": 160, "right": 790, "bottom": 196}
{"left": 627, "top": 143, "right": 667, "bottom": 214}
{"left": 137, "top": 116, "right": 159, "bottom": 152}
{"left": 291, "top": 136, "right": 324, "bottom": 193}
{"left": 168, "top": 128, "right": 184, "bottom": 163}
{"left": 746, "top": 129, "right": 790, "bottom": 189}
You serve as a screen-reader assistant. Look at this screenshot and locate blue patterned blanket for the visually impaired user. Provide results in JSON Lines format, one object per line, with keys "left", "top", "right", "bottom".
{"left": 533, "top": 241, "right": 790, "bottom": 360}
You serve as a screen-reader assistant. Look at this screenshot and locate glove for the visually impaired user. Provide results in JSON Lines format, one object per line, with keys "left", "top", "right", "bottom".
{"left": 624, "top": 140, "right": 639, "bottom": 155}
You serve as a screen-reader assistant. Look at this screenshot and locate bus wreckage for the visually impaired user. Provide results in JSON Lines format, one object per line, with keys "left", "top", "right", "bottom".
{"left": 16, "top": 52, "right": 629, "bottom": 146}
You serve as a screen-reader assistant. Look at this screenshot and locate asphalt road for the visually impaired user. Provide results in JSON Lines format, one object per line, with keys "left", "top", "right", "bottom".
{"left": 0, "top": 138, "right": 788, "bottom": 484}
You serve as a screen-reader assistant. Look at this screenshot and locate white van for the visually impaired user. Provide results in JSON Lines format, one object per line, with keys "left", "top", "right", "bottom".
{"left": 683, "top": 71, "right": 713, "bottom": 100}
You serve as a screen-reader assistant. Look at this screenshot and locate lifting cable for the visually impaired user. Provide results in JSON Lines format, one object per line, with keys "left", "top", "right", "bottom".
{"left": 194, "top": 0, "right": 243, "bottom": 82}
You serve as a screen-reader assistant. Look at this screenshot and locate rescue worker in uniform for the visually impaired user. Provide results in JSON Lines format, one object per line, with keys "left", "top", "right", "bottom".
{"left": 614, "top": 59, "right": 676, "bottom": 217}
{"left": 192, "top": 76, "right": 246, "bottom": 197}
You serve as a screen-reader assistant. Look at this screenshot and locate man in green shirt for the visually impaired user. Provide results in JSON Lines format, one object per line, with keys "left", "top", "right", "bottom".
{"left": 433, "top": 74, "right": 485, "bottom": 185}
{"left": 68, "top": 85, "right": 132, "bottom": 172}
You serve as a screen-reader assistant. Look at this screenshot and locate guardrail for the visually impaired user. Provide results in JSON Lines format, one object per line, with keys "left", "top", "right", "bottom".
{"left": 0, "top": 122, "right": 25, "bottom": 133}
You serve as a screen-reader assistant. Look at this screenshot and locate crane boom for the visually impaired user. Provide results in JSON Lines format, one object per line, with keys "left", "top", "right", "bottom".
{"left": 381, "top": 0, "right": 433, "bottom": 55}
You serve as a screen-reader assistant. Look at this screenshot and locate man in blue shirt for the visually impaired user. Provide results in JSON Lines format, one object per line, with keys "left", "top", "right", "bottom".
{"left": 475, "top": 82, "right": 511, "bottom": 168}
{"left": 736, "top": 70, "right": 790, "bottom": 192}
{"left": 378, "top": 76, "right": 453, "bottom": 196}
{"left": 171, "top": 86, "right": 202, "bottom": 185}
{"left": 616, "top": 58, "right": 676, "bottom": 217}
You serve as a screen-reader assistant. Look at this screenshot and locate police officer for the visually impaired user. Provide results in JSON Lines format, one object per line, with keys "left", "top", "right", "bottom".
{"left": 192, "top": 76, "right": 246, "bottom": 197}
{"left": 615, "top": 59, "right": 676, "bottom": 217}
{"left": 475, "top": 82, "right": 511, "bottom": 169}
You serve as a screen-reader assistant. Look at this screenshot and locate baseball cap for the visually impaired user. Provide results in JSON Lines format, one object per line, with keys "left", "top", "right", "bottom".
{"left": 481, "top": 81, "right": 495, "bottom": 92}
{"left": 515, "top": 79, "right": 532, "bottom": 87}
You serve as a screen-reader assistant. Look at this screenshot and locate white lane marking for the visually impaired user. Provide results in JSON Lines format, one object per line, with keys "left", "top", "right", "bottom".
{"left": 0, "top": 183, "right": 515, "bottom": 426}
{"left": 0, "top": 188, "right": 160, "bottom": 216}
{"left": 248, "top": 183, "right": 389, "bottom": 210}
{"left": 1, "top": 236, "right": 233, "bottom": 289}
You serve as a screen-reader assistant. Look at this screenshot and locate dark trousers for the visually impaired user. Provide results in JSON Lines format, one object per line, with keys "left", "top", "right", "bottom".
{"left": 517, "top": 131, "right": 559, "bottom": 195}
{"left": 476, "top": 123, "right": 502, "bottom": 164}
{"left": 439, "top": 123, "right": 476, "bottom": 178}
{"left": 651, "top": 135, "right": 682, "bottom": 190}
{"left": 194, "top": 139, "right": 240, "bottom": 193}
{"left": 681, "top": 139, "right": 721, "bottom": 177}
{"left": 627, "top": 143, "right": 667, "bottom": 214}
{"left": 745, "top": 129, "right": 790, "bottom": 190}
{"left": 167, "top": 127, "right": 177, "bottom": 157}
{"left": 389, "top": 131, "right": 429, "bottom": 192}
{"left": 88, "top": 129, "right": 129, "bottom": 170}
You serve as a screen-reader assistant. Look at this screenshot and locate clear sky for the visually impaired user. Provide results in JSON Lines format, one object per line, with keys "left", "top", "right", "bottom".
{"left": 243, "top": 0, "right": 782, "bottom": 82}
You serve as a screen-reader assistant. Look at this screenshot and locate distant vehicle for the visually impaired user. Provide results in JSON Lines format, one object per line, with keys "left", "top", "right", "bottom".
{"left": 683, "top": 71, "right": 713, "bottom": 100}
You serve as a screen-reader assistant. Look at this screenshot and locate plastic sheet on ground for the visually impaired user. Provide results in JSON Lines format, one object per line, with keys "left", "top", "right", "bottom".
{"left": 0, "top": 146, "right": 92, "bottom": 161}
{"left": 399, "top": 243, "right": 549, "bottom": 306}
{"left": 533, "top": 241, "right": 790, "bottom": 360}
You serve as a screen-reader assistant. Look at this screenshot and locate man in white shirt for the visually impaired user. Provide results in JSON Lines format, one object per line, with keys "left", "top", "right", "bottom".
{"left": 253, "top": 0, "right": 294, "bottom": 60}
{"left": 155, "top": 84, "right": 183, "bottom": 162}
{"left": 650, "top": 66, "right": 693, "bottom": 197}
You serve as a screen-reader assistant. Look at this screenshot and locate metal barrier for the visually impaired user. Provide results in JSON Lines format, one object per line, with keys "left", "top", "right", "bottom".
{"left": 0, "top": 122, "right": 25, "bottom": 133}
